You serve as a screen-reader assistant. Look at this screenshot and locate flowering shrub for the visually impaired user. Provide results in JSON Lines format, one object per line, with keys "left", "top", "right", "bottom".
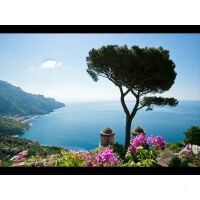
{"left": 111, "top": 142, "right": 127, "bottom": 160}
{"left": 179, "top": 151, "right": 192, "bottom": 159}
{"left": 124, "top": 133, "right": 165, "bottom": 167}
{"left": 184, "top": 144, "right": 190, "bottom": 150}
{"left": 147, "top": 135, "right": 165, "bottom": 149}
{"left": 124, "top": 146, "right": 157, "bottom": 167}
{"left": 128, "top": 144, "right": 137, "bottom": 154}
{"left": 95, "top": 148, "right": 119, "bottom": 167}
{"left": 10, "top": 150, "right": 28, "bottom": 162}
{"left": 51, "top": 149, "right": 92, "bottom": 167}
{"left": 25, "top": 148, "right": 120, "bottom": 167}
{"left": 20, "top": 133, "right": 167, "bottom": 167}
{"left": 128, "top": 133, "right": 146, "bottom": 153}
{"left": 178, "top": 144, "right": 192, "bottom": 159}
{"left": 132, "top": 134, "right": 146, "bottom": 147}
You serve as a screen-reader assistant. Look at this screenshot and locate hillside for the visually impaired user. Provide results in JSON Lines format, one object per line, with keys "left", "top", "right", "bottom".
{"left": 0, "top": 135, "right": 62, "bottom": 166}
{"left": 0, "top": 80, "right": 65, "bottom": 116}
{"left": 0, "top": 132, "right": 200, "bottom": 167}
{"left": 0, "top": 117, "right": 29, "bottom": 135}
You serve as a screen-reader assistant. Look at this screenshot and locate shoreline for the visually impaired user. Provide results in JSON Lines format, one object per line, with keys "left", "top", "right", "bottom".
{"left": 1, "top": 106, "right": 65, "bottom": 123}
{"left": 1, "top": 115, "right": 39, "bottom": 123}
{"left": 21, "top": 115, "right": 39, "bottom": 123}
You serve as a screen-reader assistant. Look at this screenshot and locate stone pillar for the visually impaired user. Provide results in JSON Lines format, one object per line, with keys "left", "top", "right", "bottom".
{"left": 131, "top": 126, "right": 145, "bottom": 140}
{"left": 99, "top": 127, "right": 115, "bottom": 147}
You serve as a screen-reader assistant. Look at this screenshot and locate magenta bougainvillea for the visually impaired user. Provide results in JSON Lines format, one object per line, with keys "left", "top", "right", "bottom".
{"left": 70, "top": 148, "right": 120, "bottom": 167}
{"left": 128, "top": 133, "right": 165, "bottom": 154}
{"left": 95, "top": 147, "right": 119, "bottom": 167}
{"left": 128, "top": 133, "right": 146, "bottom": 153}
{"left": 147, "top": 135, "right": 165, "bottom": 149}
{"left": 10, "top": 150, "right": 28, "bottom": 162}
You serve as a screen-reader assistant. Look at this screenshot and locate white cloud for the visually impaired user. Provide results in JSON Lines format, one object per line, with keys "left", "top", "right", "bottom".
{"left": 40, "top": 60, "right": 63, "bottom": 69}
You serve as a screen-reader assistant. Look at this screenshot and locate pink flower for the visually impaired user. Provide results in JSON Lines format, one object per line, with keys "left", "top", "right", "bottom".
{"left": 95, "top": 148, "right": 119, "bottom": 167}
{"left": 147, "top": 137, "right": 153, "bottom": 144}
{"left": 12, "top": 150, "right": 28, "bottom": 162}
{"left": 86, "top": 160, "right": 93, "bottom": 167}
{"left": 127, "top": 134, "right": 147, "bottom": 154}
{"left": 184, "top": 144, "right": 190, "bottom": 150}
{"left": 148, "top": 135, "right": 165, "bottom": 149}
{"left": 128, "top": 144, "right": 136, "bottom": 153}
{"left": 131, "top": 134, "right": 146, "bottom": 148}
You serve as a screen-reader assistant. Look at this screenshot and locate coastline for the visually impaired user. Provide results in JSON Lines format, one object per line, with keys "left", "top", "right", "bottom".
{"left": 1, "top": 105, "right": 66, "bottom": 124}
{"left": 21, "top": 115, "right": 39, "bottom": 123}
{"left": 1, "top": 115, "right": 39, "bottom": 123}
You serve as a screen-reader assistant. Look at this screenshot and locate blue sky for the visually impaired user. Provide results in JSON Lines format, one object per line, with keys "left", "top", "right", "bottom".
{"left": 0, "top": 33, "right": 200, "bottom": 102}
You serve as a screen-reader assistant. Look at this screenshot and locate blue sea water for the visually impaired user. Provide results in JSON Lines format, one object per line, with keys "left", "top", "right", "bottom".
{"left": 20, "top": 101, "right": 200, "bottom": 150}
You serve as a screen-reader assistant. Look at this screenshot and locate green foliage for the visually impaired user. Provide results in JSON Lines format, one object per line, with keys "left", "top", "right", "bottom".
{"left": 51, "top": 150, "right": 88, "bottom": 167}
{"left": 25, "top": 155, "right": 47, "bottom": 167}
{"left": 86, "top": 45, "right": 178, "bottom": 147}
{"left": 86, "top": 45, "right": 177, "bottom": 93}
{"left": 165, "top": 142, "right": 184, "bottom": 153}
{"left": 169, "top": 156, "right": 182, "bottom": 167}
{"left": 184, "top": 126, "right": 200, "bottom": 145}
{"left": 0, "top": 135, "right": 62, "bottom": 166}
{"left": 189, "top": 155, "right": 200, "bottom": 167}
{"left": 0, "top": 160, "right": 12, "bottom": 167}
{"left": 1, "top": 136, "right": 200, "bottom": 168}
{"left": 0, "top": 80, "right": 65, "bottom": 116}
{"left": 0, "top": 117, "right": 28, "bottom": 135}
{"left": 111, "top": 142, "right": 126, "bottom": 160}
{"left": 169, "top": 156, "right": 191, "bottom": 167}
{"left": 141, "top": 97, "right": 178, "bottom": 111}
{"left": 123, "top": 147, "right": 157, "bottom": 167}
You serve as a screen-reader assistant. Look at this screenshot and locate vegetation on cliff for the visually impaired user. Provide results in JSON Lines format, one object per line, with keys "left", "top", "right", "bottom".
{"left": 0, "top": 80, "right": 65, "bottom": 116}
{"left": 0, "top": 135, "right": 62, "bottom": 166}
{"left": 0, "top": 117, "right": 29, "bottom": 135}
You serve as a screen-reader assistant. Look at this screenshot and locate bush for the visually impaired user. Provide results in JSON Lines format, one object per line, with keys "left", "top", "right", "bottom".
{"left": 25, "top": 148, "right": 120, "bottom": 167}
{"left": 110, "top": 142, "right": 126, "bottom": 160}
{"left": 123, "top": 147, "right": 157, "bottom": 167}
{"left": 169, "top": 156, "right": 192, "bottom": 167}
{"left": 0, "top": 117, "right": 28, "bottom": 135}
{"left": 165, "top": 142, "right": 183, "bottom": 153}
{"left": 169, "top": 156, "right": 182, "bottom": 167}
{"left": 184, "top": 126, "right": 200, "bottom": 145}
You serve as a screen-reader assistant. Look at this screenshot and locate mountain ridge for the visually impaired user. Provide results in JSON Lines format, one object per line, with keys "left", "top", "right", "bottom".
{"left": 0, "top": 80, "right": 65, "bottom": 116}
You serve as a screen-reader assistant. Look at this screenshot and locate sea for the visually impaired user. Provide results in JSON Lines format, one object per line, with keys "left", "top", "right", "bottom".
{"left": 19, "top": 101, "right": 200, "bottom": 151}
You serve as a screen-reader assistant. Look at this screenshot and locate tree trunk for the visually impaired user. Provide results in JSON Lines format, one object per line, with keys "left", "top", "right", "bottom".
{"left": 124, "top": 105, "right": 138, "bottom": 149}
{"left": 118, "top": 87, "right": 140, "bottom": 149}
{"left": 125, "top": 115, "right": 132, "bottom": 149}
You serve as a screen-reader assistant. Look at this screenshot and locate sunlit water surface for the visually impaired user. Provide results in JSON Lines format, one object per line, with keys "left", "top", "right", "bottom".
{"left": 20, "top": 101, "right": 200, "bottom": 150}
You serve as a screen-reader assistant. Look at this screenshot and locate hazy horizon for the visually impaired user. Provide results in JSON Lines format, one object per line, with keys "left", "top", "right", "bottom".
{"left": 1, "top": 79, "right": 200, "bottom": 104}
{"left": 0, "top": 33, "right": 200, "bottom": 102}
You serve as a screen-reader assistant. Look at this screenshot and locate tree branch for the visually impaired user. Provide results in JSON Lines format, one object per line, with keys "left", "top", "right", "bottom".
{"left": 106, "top": 75, "right": 121, "bottom": 87}
{"left": 137, "top": 105, "right": 146, "bottom": 111}
{"left": 138, "top": 96, "right": 178, "bottom": 111}
{"left": 119, "top": 87, "right": 130, "bottom": 117}
{"left": 98, "top": 74, "right": 107, "bottom": 78}
{"left": 130, "top": 89, "right": 138, "bottom": 98}
{"left": 123, "top": 88, "right": 131, "bottom": 97}
{"left": 130, "top": 96, "right": 140, "bottom": 119}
